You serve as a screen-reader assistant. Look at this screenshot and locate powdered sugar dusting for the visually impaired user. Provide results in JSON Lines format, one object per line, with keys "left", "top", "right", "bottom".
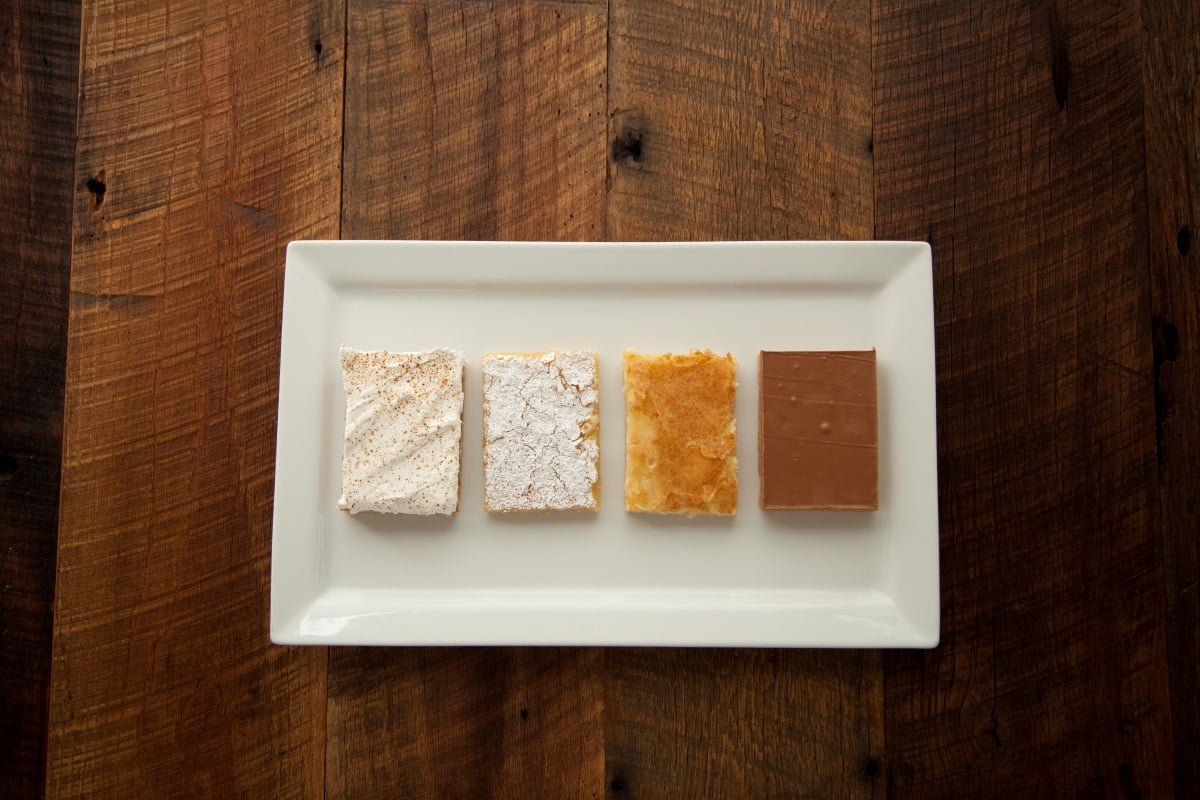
{"left": 482, "top": 351, "right": 599, "bottom": 511}
{"left": 338, "top": 347, "right": 463, "bottom": 515}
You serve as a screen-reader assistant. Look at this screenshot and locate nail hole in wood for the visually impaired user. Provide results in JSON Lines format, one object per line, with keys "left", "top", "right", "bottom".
{"left": 313, "top": 37, "right": 323, "bottom": 58}
{"left": 86, "top": 171, "right": 106, "bottom": 207}
{"left": 0, "top": 453, "right": 18, "bottom": 482}
{"left": 1155, "top": 319, "right": 1181, "bottom": 364}
{"left": 1118, "top": 763, "right": 1137, "bottom": 798}
{"left": 611, "top": 129, "right": 643, "bottom": 165}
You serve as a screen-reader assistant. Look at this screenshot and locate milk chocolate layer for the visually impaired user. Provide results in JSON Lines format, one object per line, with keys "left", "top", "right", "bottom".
{"left": 758, "top": 350, "right": 878, "bottom": 510}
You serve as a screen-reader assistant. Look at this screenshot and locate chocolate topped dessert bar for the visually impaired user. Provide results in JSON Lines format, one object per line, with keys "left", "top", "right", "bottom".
{"left": 759, "top": 350, "right": 878, "bottom": 510}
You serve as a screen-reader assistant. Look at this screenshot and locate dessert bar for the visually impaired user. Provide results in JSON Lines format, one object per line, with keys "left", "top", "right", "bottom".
{"left": 623, "top": 350, "right": 738, "bottom": 515}
{"left": 759, "top": 350, "right": 878, "bottom": 510}
{"left": 482, "top": 351, "right": 600, "bottom": 512}
{"left": 337, "top": 347, "right": 464, "bottom": 515}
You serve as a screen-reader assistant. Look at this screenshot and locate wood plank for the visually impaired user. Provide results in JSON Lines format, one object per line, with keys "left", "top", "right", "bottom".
{"left": 0, "top": 1, "right": 80, "bottom": 797}
{"left": 607, "top": 0, "right": 873, "bottom": 241}
{"left": 327, "top": 648, "right": 604, "bottom": 799}
{"left": 873, "top": 0, "right": 1174, "bottom": 795}
{"left": 605, "top": 650, "right": 884, "bottom": 798}
{"left": 329, "top": 2, "right": 608, "bottom": 797}
{"left": 341, "top": 0, "right": 608, "bottom": 241}
{"left": 605, "top": 0, "right": 881, "bottom": 796}
{"left": 45, "top": 1, "right": 343, "bottom": 796}
{"left": 1143, "top": 0, "right": 1200, "bottom": 790}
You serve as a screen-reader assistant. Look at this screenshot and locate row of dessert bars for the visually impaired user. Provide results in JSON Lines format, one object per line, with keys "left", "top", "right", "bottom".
{"left": 336, "top": 347, "right": 878, "bottom": 516}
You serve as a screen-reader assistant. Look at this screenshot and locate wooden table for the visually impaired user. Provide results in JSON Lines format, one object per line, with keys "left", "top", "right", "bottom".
{"left": 2, "top": 0, "right": 1196, "bottom": 797}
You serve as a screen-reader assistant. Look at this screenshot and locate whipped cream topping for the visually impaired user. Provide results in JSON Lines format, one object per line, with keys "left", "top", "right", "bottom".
{"left": 337, "top": 347, "right": 463, "bottom": 515}
{"left": 482, "top": 351, "right": 599, "bottom": 511}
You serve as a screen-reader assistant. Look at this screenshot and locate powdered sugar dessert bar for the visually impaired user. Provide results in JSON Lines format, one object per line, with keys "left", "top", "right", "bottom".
{"left": 482, "top": 351, "right": 600, "bottom": 512}
{"left": 337, "top": 347, "right": 464, "bottom": 515}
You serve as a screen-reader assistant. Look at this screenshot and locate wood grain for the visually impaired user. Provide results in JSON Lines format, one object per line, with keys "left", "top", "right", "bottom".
{"left": 341, "top": 0, "right": 608, "bottom": 241}
{"left": 330, "top": 2, "right": 609, "bottom": 797}
{"left": 605, "top": 650, "right": 884, "bottom": 799}
{"left": 874, "top": 0, "right": 1174, "bottom": 795}
{"left": 45, "top": 0, "right": 343, "bottom": 796}
{"left": 16, "top": 0, "right": 1194, "bottom": 791}
{"left": 0, "top": 1, "right": 79, "bottom": 797}
{"left": 1143, "top": 0, "right": 1200, "bottom": 791}
{"left": 605, "top": 1, "right": 881, "bottom": 797}
{"left": 327, "top": 648, "right": 604, "bottom": 799}
{"left": 607, "top": 0, "right": 873, "bottom": 241}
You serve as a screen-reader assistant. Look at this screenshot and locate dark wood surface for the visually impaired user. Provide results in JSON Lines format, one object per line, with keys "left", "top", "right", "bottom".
{"left": 874, "top": 0, "right": 1174, "bottom": 795}
{"left": 1144, "top": 0, "right": 1200, "bottom": 792}
{"left": 42, "top": 1, "right": 341, "bottom": 796}
{"left": 0, "top": 2, "right": 79, "bottom": 798}
{"left": 0, "top": 0, "right": 1194, "bottom": 797}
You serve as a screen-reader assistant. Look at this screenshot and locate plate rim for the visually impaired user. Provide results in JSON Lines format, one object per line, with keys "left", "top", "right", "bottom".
{"left": 270, "top": 240, "right": 939, "bottom": 648}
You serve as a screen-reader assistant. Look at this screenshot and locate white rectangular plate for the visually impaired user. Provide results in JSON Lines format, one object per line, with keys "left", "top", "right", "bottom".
{"left": 271, "top": 241, "right": 939, "bottom": 647}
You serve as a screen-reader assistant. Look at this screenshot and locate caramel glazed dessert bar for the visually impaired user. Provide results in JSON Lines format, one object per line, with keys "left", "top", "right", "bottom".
{"left": 482, "top": 351, "right": 600, "bottom": 512}
{"left": 624, "top": 349, "right": 738, "bottom": 516}
{"left": 337, "top": 347, "right": 464, "bottom": 515}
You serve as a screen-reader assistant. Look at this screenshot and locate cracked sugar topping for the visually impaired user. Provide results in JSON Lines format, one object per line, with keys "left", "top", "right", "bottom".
{"left": 338, "top": 347, "right": 464, "bottom": 515}
{"left": 482, "top": 351, "right": 599, "bottom": 511}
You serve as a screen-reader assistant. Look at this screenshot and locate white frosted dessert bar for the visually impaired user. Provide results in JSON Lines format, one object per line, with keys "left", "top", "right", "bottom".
{"left": 482, "top": 351, "right": 600, "bottom": 512}
{"left": 337, "top": 347, "right": 464, "bottom": 515}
